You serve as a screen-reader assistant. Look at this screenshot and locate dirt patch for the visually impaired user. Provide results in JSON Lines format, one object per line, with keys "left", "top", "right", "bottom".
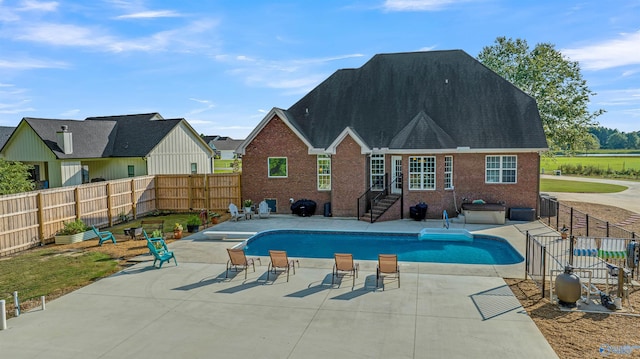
{"left": 513, "top": 201, "right": 640, "bottom": 359}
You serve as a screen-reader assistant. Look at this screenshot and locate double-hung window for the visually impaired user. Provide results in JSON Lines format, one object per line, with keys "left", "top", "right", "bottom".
{"left": 317, "top": 155, "right": 331, "bottom": 190}
{"left": 485, "top": 155, "right": 517, "bottom": 183}
{"left": 444, "top": 156, "right": 453, "bottom": 189}
{"left": 370, "top": 154, "right": 385, "bottom": 190}
{"left": 408, "top": 156, "right": 435, "bottom": 190}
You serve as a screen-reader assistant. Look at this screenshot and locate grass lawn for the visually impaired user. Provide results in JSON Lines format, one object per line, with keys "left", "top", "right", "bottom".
{"left": 0, "top": 211, "right": 215, "bottom": 317}
{"left": 0, "top": 249, "right": 119, "bottom": 312}
{"left": 541, "top": 156, "right": 640, "bottom": 172}
{"left": 540, "top": 178, "right": 628, "bottom": 193}
{"left": 214, "top": 159, "right": 241, "bottom": 173}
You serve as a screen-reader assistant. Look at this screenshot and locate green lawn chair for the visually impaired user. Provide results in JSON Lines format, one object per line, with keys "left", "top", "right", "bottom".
{"left": 92, "top": 225, "right": 116, "bottom": 246}
{"left": 146, "top": 237, "right": 177, "bottom": 269}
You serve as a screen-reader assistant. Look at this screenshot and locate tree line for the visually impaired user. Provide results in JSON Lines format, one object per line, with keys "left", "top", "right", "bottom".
{"left": 588, "top": 126, "right": 640, "bottom": 150}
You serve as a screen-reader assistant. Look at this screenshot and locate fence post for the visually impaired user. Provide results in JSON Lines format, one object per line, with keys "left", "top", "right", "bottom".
{"left": 525, "top": 231, "right": 529, "bottom": 278}
{"left": 37, "top": 192, "right": 45, "bottom": 246}
{"left": 569, "top": 207, "right": 573, "bottom": 236}
{"left": 106, "top": 183, "right": 113, "bottom": 226}
{"left": 74, "top": 187, "right": 81, "bottom": 220}
{"left": 555, "top": 200, "right": 559, "bottom": 229}
{"left": 130, "top": 179, "right": 137, "bottom": 220}
{"left": 586, "top": 214, "right": 589, "bottom": 237}
{"left": 606, "top": 222, "right": 610, "bottom": 238}
{"left": 541, "top": 245, "right": 547, "bottom": 298}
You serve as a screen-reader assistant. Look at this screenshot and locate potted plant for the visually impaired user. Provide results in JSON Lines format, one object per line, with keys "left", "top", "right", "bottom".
{"left": 186, "top": 215, "right": 202, "bottom": 233}
{"left": 243, "top": 199, "right": 253, "bottom": 214}
{"left": 151, "top": 229, "right": 163, "bottom": 239}
{"left": 173, "top": 223, "right": 183, "bottom": 239}
{"left": 209, "top": 211, "right": 221, "bottom": 224}
{"left": 55, "top": 219, "right": 97, "bottom": 244}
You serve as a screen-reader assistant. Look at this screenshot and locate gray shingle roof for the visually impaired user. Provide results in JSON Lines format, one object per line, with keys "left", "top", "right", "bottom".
{"left": 212, "top": 138, "right": 244, "bottom": 151}
{"left": 0, "top": 126, "right": 15, "bottom": 150}
{"left": 284, "top": 50, "right": 547, "bottom": 150}
{"left": 22, "top": 113, "right": 181, "bottom": 159}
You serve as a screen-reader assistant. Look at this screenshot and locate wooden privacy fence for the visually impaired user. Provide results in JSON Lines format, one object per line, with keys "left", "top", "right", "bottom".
{"left": 0, "top": 173, "right": 241, "bottom": 256}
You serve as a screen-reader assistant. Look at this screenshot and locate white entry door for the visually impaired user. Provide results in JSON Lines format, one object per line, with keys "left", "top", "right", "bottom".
{"left": 391, "top": 156, "right": 402, "bottom": 194}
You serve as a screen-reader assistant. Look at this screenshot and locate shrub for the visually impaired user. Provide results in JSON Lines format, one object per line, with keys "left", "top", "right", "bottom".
{"left": 57, "top": 219, "right": 89, "bottom": 235}
{"left": 186, "top": 215, "right": 202, "bottom": 226}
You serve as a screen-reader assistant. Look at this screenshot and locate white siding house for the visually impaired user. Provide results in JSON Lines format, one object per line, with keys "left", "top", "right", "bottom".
{"left": 0, "top": 113, "right": 214, "bottom": 188}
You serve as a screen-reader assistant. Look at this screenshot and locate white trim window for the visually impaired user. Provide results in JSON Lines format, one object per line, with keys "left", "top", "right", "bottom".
{"left": 370, "top": 154, "right": 385, "bottom": 190}
{"left": 444, "top": 156, "right": 453, "bottom": 189}
{"left": 485, "top": 155, "right": 517, "bottom": 183}
{"left": 268, "top": 157, "right": 288, "bottom": 178}
{"left": 409, "top": 156, "right": 435, "bottom": 190}
{"left": 317, "top": 155, "right": 331, "bottom": 191}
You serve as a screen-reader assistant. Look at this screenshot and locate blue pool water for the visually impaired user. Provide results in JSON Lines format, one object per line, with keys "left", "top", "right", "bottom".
{"left": 242, "top": 229, "right": 524, "bottom": 265}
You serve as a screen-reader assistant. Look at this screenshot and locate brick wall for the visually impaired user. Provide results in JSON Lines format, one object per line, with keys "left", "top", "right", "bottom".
{"left": 331, "top": 134, "right": 366, "bottom": 217}
{"left": 241, "top": 116, "right": 329, "bottom": 215}
{"left": 402, "top": 152, "right": 540, "bottom": 219}
{"left": 242, "top": 115, "right": 540, "bottom": 220}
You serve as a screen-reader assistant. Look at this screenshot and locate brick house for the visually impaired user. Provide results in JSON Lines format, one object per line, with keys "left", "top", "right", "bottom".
{"left": 237, "top": 50, "right": 548, "bottom": 220}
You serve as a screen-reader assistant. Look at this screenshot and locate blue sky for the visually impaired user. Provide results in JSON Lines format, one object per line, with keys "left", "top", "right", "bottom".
{"left": 1, "top": 0, "right": 639, "bottom": 139}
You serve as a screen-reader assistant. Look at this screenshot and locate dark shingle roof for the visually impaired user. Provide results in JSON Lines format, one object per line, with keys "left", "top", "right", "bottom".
{"left": 212, "top": 138, "right": 244, "bottom": 151}
{"left": 284, "top": 50, "right": 547, "bottom": 150}
{"left": 0, "top": 126, "right": 15, "bottom": 149}
{"left": 22, "top": 113, "right": 181, "bottom": 159}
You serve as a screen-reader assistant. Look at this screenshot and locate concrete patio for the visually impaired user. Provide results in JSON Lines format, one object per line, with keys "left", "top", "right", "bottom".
{"left": 0, "top": 215, "right": 559, "bottom": 358}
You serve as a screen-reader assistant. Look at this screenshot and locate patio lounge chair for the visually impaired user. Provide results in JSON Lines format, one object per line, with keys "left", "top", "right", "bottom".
{"left": 228, "top": 203, "right": 243, "bottom": 221}
{"left": 332, "top": 253, "right": 359, "bottom": 287}
{"left": 573, "top": 237, "right": 598, "bottom": 257}
{"left": 258, "top": 200, "right": 271, "bottom": 218}
{"left": 92, "top": 225, "right": 116, "bottom": 246}
{"left": 146, "top": 237, "right": 177, "bottom": 269}
{"left": 226, "top": 248, "right": 261, "bottom": 279}
{"left": 267, "top": 250, "right": 297, "bottom": 282}
{"left": 377, "top": 254, "right": 400, "bottom": 290}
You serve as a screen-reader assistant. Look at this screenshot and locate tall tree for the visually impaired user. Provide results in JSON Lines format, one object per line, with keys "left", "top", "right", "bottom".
{"left": 0, "top": 159, "right": 34, "bottom": 195}
{"left": 478, "top": 37, "right": 604, "bottom": 155}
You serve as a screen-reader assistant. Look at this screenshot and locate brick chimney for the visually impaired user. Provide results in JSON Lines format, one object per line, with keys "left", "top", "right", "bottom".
{"left": 56, "top": 125, "right": 73, "bottom": 154}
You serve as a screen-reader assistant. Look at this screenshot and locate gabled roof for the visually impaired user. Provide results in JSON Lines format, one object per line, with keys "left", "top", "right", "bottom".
{"left": 0, "top": 126, "right": 15, "bottom": 150}
{"left": 17, "top": 113, "right": 186, "bottom": 159}
{"left": 278, "top": 50, "right": 547, "bottom": 152}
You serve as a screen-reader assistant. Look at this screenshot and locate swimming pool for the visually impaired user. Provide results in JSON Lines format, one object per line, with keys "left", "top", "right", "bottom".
{"left": 242, "top": 229, "right": 523, "bottom": 265}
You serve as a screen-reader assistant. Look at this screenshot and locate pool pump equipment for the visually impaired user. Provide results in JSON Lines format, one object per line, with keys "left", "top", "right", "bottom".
{"left": 555, "top": 266, "right": 581, "bottom": 307}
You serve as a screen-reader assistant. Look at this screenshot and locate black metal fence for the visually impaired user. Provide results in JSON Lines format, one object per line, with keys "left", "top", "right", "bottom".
{"left": 539, "top": 194, "right": 637, "bottom": 239}
{"left": 526, "top": 232, "right": 639, "bottom": 298}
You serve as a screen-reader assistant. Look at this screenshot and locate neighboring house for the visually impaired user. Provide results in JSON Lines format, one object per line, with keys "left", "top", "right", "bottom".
{"left": 237, "top": 50, "right": 548, "bottom": 219}
{"left": 211, "top": 137, "right": 244, "bottom": 160}
{"left": 0, "top": 113, "right": 214, "bottom": 188}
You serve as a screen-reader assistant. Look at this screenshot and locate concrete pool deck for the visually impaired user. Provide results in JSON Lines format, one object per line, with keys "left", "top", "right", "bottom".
{"left": 0, "top": 215, "right": 559, "bottom": 358}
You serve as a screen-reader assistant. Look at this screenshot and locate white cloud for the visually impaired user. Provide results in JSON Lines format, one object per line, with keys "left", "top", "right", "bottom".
{"left": 0, "top": 57, "right": 68, "bottom": 69}
{"left": 115, "top": 10, "right": 183, "bottom": 19}
{"left": 563, "top": 31, "right": 640, "bottom": 70}
{"left": 10, "top": 19, "right": 217, "bottom": 53}
{"left": 223, "top": 53, "right": 364, "bottom": 94}
{"left": 594, "top": 88, "right": 640, "bottom": 107}
{"left": 17, "top": 0, "right": 58, "bottom": 12}
{"left": 187, "top": 98, "right": 215, "bottom": 116}
{"left": 382, "top": 0, "right": 471, "bottom": 11}
{"left": 59, "top": 109, "right": 80, "bottom": 117}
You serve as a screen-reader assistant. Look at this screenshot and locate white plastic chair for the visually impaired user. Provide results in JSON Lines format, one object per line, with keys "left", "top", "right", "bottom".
{"left": 258, "top": 200, "right": 271, "bottom": 218}
{"left": 228, "top": 203, "right": 243, "bottom": 221}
